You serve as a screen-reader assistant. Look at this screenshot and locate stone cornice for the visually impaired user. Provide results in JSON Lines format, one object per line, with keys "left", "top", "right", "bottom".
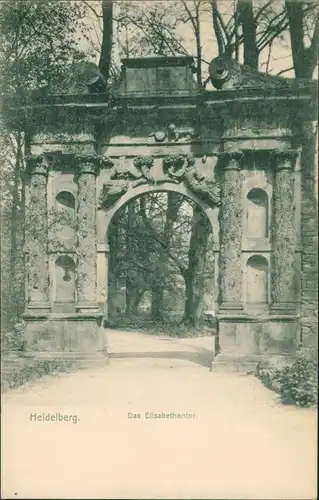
{"left": 270, "top": 149, "right": 299, "bottom": 170}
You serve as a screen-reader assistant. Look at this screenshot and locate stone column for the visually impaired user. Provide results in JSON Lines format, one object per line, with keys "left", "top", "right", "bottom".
{"left": 271, "top": 149, "right": 298, "bottom": 313}
{"left": 217, "top": 150, "right": 244, "bottom": 312}
{"left": 25, "top": 155, "right": 50, "bottom": 312}
{"left": 75, "top": 155, "right": 100, "bottom": 312}
{"left": 97, "top": 243, "right": 109, "bottom": 316}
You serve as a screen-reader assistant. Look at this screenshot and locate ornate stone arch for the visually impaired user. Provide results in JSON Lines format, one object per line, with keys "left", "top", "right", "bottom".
{"left": 102, "top": 182, "right": 219, "bottom": 243}
{"left": 96, "top": 182, "right": 220, "bottom": 315}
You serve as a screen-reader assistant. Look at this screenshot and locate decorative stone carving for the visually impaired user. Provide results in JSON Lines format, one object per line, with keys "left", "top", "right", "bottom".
{"left": 98, "top": 179, "right": 129, "bottom": 209}
{"left": 209, "top": 56, "right": 293, "bottom": 90}
{"left": 25, "top": 155, "right": 50, "bottom": 309}
{"left": 162, "top": 154, "right": 186, "bottom": 182}
{"left": 270, "top": 149, "right": 298, "bottom": 313}
{"left": 217, "top": 150, "right": 244, "bottom": 311}
{"left": 98, "top": 155, "right": 220, "bottom": 209}
{"left": 149, "top": 123, "right": 197, "bottom": 142}
{"left": 25, "top": 154, "right": 48, "bottom": 176}
{"left": 133, "top": 155, "right": 154, "bottom": 183}
{"left": 98, "top": 156, "right": 152, "bottom": 209}
{"left": 73, "top": 153, "right": 113, "bottom": 176}
{"left": 184, "top": 156, "right": 220, "bottom": 206}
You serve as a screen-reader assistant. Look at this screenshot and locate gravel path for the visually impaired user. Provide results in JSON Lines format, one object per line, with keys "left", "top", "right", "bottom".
{"left": 1, "top": 331, "right": 317, "bottom": 499}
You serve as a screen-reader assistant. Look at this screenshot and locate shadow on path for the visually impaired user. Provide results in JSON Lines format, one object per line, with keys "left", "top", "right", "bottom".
{"left": 108, "top": 350, "right": 212, "bottom": 368}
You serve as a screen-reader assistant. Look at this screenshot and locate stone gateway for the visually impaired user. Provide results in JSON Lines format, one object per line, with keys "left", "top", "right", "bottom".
{"left": 6, "top": 55, "right": 318, "bottom": 370}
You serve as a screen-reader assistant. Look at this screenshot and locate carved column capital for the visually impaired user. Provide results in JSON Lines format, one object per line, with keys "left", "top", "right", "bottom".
{"left": 74, "top": 154, "right": 113, "bottom": 176}
{"left": 270, "top": 149, "right": 299, "bottom": 170}
{"left": 218, "top": 150, "right": 244, "bottom": 171}
{"left": 25, "top": 155, "right": 48, "bottom": 176}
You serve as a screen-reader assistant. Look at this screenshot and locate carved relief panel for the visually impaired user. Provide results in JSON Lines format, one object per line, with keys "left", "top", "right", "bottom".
{"left": 98, "top": 154, "right": 220, "bottom": 211}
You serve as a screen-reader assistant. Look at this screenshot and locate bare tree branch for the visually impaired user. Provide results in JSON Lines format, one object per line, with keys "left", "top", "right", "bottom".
{"left": 276, "top": 65, "right": 294, "bottom": 76}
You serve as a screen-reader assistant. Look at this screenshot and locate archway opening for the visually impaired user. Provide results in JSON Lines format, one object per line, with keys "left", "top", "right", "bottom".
{"left": 106, "top": 190, "right": 216, "bottom": 337}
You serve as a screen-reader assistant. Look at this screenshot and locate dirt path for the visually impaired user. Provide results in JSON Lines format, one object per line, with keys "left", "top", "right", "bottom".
{"left": 1, "top": 331, "right": 317, "bottom": 499}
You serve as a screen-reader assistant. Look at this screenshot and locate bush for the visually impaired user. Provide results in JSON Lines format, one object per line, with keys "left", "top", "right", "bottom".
{"left": 257, "top": 350, "right": 318, "bottom": 408}
{"left": 1, "top": 322, "right": 26, "bottom": 351}
{"left": 1, "top": 356, "right": 75, "bottom": 392}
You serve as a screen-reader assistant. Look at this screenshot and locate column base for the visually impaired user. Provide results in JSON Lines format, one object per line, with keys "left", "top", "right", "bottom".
{"left": 76, "top": 302, "right": 100, "bottom": 314}
{"left": 218, "top": 301, "right": 243, "bottom": 314}
{"left": 271, "top": 302, "right": 296, "bottom": 315}
{"left": 24, "top": 302, "right": 51, "bottom": 317}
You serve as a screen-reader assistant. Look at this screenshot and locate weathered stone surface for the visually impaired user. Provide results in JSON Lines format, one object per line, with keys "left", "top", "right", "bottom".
{"left": 271, "top": 150, "right": 298, "bottom": 312}
{"left": 209, "top": 56, "right": 310, "bottom": 90}
{"left": 217, "top": 151, "right": 244, "bottom": 310}
{"left": 75, "top": 161, "right": 98, "bottom": 310}
{"left": 25, "top": 156, "right": 50, "bottom": 309}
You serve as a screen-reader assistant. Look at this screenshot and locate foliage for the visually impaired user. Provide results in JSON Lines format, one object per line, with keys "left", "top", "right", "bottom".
{"left": 1, "top": 323, "right": 25, "bottom": 351}
{"left": 110, "top": 310, "right": 214, "bottom": 338}
{"left": 0, "top": 0, "right": 91, "bottom": 94}
{"left": 108, "top": 192, "right": 214, "bottom": 323}
{"left": 1, "top": 353, "right": 77, "bottom": 392}
{"left": 0, "top": 1, "right": 92, "bottom": 332}
{"left": 256, "top": 349, "right": 318, "bottom": 407}
{"left": 133, "top": 155, "right": 154, "bottom": 169}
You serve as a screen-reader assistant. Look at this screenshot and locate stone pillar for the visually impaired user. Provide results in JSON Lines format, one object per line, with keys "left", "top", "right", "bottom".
{"left": 75, "top": 155, "right": 100, "bottom": 312}
{"left": 97, "top": 243, "right": 109, "bottom": 316}
{"left": 25, "top": 155, "right": 50, "bottom": 313}
{"left": 218, "top": 150, "right": 244, "bottom": 312}
{"left": 271, "top": 149, "right": 298, "bottom": 313}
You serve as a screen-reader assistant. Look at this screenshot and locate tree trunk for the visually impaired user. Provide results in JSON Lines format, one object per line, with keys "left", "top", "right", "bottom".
{"left": 211, "top": 0, "right": 225, "bottom": 56}
{"left": 238, "top": 0, "right": 258, "bottom": 69}
{"left": 150, "top": 193, "right": 182, "bottom": 320}
{"left": 99, "top": 0, "right": 113, "bottom": 82}
{"left": 126, "top": 203, "right": 136, "bottom": 315}
{"left": 10, "top": 131, "right": 24, "bottom": 326}
{"left": 285, "top": 0, "right": 319, "bottom": 79}
{"left": 151, "top": 284, "right": 164, "bottom": 320}
{"left": 183, "top": 206, "right": 211, "bottom": 327}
